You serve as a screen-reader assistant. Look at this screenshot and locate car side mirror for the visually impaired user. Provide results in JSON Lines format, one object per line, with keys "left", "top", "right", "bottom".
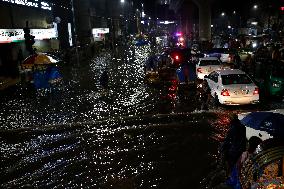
{"left": 204, "top": 75, "right": 208, "bottom": 79}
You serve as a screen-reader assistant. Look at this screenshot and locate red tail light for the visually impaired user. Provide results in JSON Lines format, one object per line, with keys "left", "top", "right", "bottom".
{"left": 197, "top": 68, "right": 202, "bottom": 73}
{"left": 175, "top": 55, "right": 179, "bottom": 61}
{"left": 171, "top": 79, "right": 178, "bottom": 85}
{"left": 169, "top": 85, "right": 177, "bottom": 91}
{"left": 221, "top": 89, "right": 230, "bottom": 96}
{"left": 228, "top": 54, "right": 233, "bottom": 62}
{"left": 253, "top": 87, "right": 259, "bottom": 95}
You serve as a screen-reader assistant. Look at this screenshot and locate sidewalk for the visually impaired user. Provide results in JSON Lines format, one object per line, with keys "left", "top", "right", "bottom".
{"left": 0, "top": 77, "right": 20, "bottom": 90}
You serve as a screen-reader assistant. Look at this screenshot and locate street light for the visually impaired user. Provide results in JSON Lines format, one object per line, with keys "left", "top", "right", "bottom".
{"left": 253, "top": 4, "right": 258, "bottom": 9}
{"left": 221, "top": 12, "right": 225, "bottom": 17}
{"left": 120, "top": 0, "right": 125, "bottom": 3}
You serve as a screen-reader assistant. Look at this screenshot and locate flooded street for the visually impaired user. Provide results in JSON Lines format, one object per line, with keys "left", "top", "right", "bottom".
{"left": 0, "top": 45, "right": 283, "bottom": 188}
{"left": 0, "top": 113, "right": 224, "bottom": 188}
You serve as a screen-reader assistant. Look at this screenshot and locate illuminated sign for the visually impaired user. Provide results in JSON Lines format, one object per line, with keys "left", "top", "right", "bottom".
{"left": 1, "top": 0, "right": 51, "bottom": 10}
{"left": 158, "top": 20, "right": 175, "bottom": 25}
{"left": 92, "top": 28, "right": 109, "bottom": 42}
{"left": 0, "top": 28, "right": 58, "bottom": 43}
{"left": 92, "top": 28, "right": 109, "bottom": 35}
{"left": 68, "top": 23, "right": 73, "bottom": 46}
{"left": 281, "top": 7, "right": 284, "bottom": 11}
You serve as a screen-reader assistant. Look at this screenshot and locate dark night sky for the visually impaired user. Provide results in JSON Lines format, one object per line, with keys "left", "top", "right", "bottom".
{"left": 139, "top": 0, "right": 284, "bottom": 20}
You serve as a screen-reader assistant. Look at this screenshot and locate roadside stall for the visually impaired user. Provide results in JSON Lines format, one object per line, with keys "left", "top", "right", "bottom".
{"left": 21, "top": 53, "right": 62, "bottom": 92}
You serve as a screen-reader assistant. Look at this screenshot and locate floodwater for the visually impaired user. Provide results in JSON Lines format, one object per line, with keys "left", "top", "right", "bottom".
{"left": 0, "top": 44, "right": 283, "bottom": 188}
{"left": 1, "top": 113, "right": 229, "bottom": 188}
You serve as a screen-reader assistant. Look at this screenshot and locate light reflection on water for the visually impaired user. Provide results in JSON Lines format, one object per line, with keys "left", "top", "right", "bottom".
{"left": 0, "top": 113, "right": 225, "bottom": 188}
{"left": 0, "top": 45, "right": 159, "bottom": 130}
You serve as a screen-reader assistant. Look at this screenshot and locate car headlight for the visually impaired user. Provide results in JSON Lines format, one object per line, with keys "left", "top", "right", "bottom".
{"left": 272, "top": 82, "right": 281, "bottom": 88}
{"left": 252, "top": 43, "right": 257, "bottom": 48}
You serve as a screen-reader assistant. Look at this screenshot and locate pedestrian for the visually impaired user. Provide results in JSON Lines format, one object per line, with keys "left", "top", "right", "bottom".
{"left": 100, "top": 69, "right": 109, "bottom": 92}
{"left": 17, "top": 49, "right": 24, "bottom": 65}
{"left": 220, "top": 114, "right": 246, "bottom": 176}
{"left": 200, "top": 80, "right": 211, "bottom": 110}
{"left": 236, "top": 136, "right": 262, "bottom": 174}
{"left": 146, "top": 54, "right": 158, "bottom": 72}
{"left": 244, "top": 54, "right": 253, "bottom": 74}
{"left": 226, "top": 136, "right": 262, "bottom": 189}
{"left": 234, "top": 53, "right": 241, "bottom": 69}
{"left": 272, "top": 46, "right": 281, "bottom": 63}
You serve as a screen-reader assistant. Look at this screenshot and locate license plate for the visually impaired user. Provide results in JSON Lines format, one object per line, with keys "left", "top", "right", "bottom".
{"left": 207, "top": 67, "right": 213, "bottom": 72}
{"left": 234, "top": 89, "right": 249, "bottom": 95}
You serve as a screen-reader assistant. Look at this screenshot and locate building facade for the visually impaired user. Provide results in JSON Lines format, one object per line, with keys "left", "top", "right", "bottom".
{"left": 0, "top": 0, "right": 60, "bottom": 77}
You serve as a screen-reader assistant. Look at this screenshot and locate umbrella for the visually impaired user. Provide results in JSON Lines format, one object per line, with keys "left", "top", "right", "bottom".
{"left": 21, "top": 54, "right": 37, "bottom": 69}
{"left": 21, "top": 53, "right": 59, "bottom": 70}
{"left": 240, "top": 112, "right": 284, "bottom": 137}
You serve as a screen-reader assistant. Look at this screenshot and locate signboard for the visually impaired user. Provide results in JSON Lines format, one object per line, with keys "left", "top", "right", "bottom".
{"left": 0, "top": 28, "right": 58, "bottom": 43}
{"left": 92, "top": 28, "right": 109, "bottom": 42}
{"left": 92, "top": 28, "right": 109, "bottom": 35}
{"left": 68, "top": 23, "right": 73, "bottom": 46}
{"left": 1, "top": 0, "right": 52, "bottom": 10}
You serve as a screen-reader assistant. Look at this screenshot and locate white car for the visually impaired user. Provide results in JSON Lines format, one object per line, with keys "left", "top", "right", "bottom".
{"left": 196, "top": 57, "right": 223, "bottom": 80}
{"left": 204, "top": 69, "right": 260, "bottom": 105}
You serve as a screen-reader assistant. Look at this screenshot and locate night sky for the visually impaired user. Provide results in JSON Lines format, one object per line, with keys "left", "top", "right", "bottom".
{"left": 139, "top": 0, "right": 283, "bottom": 20}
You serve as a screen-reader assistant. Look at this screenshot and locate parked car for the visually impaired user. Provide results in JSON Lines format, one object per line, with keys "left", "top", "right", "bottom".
{"left": 263, "top": 62, "right": 284, "bottom": 97}
{"left": 204, "top": 69, "right": 260, "bottom": 105}
{"left": 196, "top": 57, "right": 224, "bottom": 79}
{"left": 204, "top": 48, "right": 236, "bottom": 63}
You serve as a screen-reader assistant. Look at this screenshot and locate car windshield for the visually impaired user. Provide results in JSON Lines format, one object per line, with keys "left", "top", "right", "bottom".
{"left": 221, "top": 74, "right": 253, "bottom": 85}
{"left": 199, "top": 60, "right": 221, "bottom": 66}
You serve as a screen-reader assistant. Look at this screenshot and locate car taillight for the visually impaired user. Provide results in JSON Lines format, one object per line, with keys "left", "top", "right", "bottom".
{"left": 253, "top": 87, "right": 259, "bottom": 95}
{"left": 228, "top": 56, "right": 232, "bottom": 62}
{"left": 221, "top": 89, "right": 230, "bottom": 96}
{"left": 175, "top": 55, "right": 179, "bottom": 61}
{"left": 169, "top": 85, "right": 177, "bottom": 91}
{"left": 171, "top": 79, "right": 178, "bottom": 85}
{"left": 197, "top": 68, "right": 202, "bottom": 73}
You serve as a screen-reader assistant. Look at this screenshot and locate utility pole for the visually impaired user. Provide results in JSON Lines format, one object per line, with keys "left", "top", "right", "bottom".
{"left": 70, "top": 0, "right": 79, "bottom": 65}
{"left": 23, "top": 21, "right": 35, "bottom": 55}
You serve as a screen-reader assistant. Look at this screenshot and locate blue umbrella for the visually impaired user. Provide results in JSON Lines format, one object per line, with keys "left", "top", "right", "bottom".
{"left": 240, "top": 112, "right": 284, "bottom": 137}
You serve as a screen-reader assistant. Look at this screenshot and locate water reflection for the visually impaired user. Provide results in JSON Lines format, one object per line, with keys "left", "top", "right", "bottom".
{"left": 1, "top": 113, "right": 225, "bottom": 188}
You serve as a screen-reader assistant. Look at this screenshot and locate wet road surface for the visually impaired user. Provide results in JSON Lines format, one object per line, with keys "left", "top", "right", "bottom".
{"left": 0, "top": 44, "right": 283, "bottom": 188}
{"left": 1, "top": 113, "right": 225, "bottom": 188}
